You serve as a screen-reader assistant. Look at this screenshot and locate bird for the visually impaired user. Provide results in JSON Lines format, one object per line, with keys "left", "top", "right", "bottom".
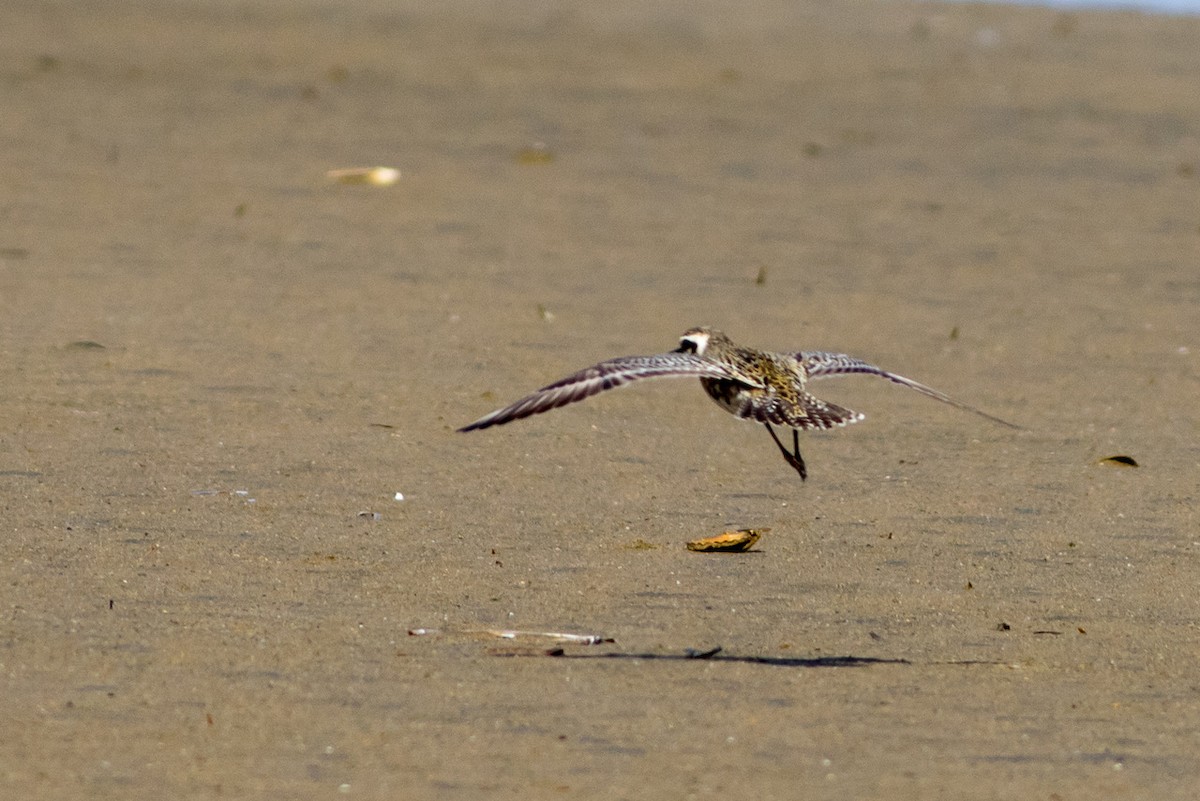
{"left": 458, "top": 326, "right": 1018, "bottom": 480}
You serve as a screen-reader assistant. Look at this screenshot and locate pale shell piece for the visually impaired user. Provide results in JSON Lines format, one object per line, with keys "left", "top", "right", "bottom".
{"left": 326, "top": 166, "right": 401, "bottom": 185}
{"left": 477, "top": 629, "right": 613, "bottom": 645}
{"left": 686, "top": 527, "right": 769, "bottom": 553}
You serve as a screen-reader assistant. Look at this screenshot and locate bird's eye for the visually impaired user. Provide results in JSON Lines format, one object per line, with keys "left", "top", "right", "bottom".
{"left": 677, "top": 339, "right": 697, "bottom": 354}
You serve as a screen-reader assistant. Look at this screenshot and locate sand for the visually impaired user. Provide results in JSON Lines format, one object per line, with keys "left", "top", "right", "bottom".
{"left": 2, "top": 0, "right": 1198, "bottom": 797}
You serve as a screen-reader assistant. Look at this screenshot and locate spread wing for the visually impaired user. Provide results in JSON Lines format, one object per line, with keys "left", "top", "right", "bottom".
{"left": 797, "top": 351, "right": 1019, "bottom": 429}
{"left": 459, "top": 353, "right": 763, "bottom": 432}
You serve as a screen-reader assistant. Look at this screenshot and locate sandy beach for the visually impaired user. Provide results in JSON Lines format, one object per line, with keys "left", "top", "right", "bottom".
{"left": 2, "top": 0, "right": 1198, "bottom": 797}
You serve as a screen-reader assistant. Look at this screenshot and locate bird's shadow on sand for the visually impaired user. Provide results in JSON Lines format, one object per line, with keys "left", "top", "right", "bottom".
{"left": 493, "top": 646, "right": 1007, "bottom": 669}
{"left": 494, "top": 646, "right": 926, "bottom": 668}
{"left": 574, "top": 651, "right": 908, "bottom": 668}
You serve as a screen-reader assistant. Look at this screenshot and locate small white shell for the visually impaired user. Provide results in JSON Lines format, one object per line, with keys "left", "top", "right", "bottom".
{"left": 326, "top": 166, "right": 401, "bottom": 185}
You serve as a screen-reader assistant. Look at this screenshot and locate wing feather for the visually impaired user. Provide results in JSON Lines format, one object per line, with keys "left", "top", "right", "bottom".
{"left": 459, "top": 353, "right": 762, "bottom": 432}
{"left": 797, "top": 351, "right": 1019, "bottom": 429}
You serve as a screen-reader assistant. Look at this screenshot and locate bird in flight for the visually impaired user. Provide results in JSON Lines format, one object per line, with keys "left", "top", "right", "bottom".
{"left": 459, "top": 327, "right": 1017, "bottom": 479}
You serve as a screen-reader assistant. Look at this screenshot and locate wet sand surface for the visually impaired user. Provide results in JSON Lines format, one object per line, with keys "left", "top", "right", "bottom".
{"left": 2, "top": 1, "right": 1199, "bottom": 797}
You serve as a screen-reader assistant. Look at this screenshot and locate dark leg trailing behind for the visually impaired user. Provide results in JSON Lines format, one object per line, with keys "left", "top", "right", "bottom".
{"left": 764, "top": 423, "right": 807, "bottom": 480}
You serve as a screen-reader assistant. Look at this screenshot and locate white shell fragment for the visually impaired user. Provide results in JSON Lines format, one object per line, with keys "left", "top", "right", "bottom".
{"left": 326, "top": 166, "right": 401, "bottom": 185}
{"left": 478, "top": 629, "right": 613, "bottom": 645}
{"left": 190, "top": 488, "right": 256, "bottom": 504}
{"left": 405, "top": 627, "right": 612, "bottom": 645}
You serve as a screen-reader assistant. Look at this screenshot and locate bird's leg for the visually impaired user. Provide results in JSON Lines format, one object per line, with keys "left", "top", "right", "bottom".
{"left": 765, "top": 424, "right": 807, "bottom": 481}
{"left": 791, "top": 429, "right": 806, "bottom": 477}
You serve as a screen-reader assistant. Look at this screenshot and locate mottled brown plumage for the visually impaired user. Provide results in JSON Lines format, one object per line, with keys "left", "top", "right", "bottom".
{"left": 459, "top": 326, "right": 1017, "bottom": 480}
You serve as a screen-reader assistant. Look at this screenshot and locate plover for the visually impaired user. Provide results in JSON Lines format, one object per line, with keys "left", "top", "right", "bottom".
{"left": 459, "top": 327, "right": 1017, "bottom": 479}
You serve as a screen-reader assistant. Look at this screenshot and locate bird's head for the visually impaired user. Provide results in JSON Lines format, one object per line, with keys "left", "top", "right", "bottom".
{"left": 674, "top": 327, "right": 726, "bottom": 356}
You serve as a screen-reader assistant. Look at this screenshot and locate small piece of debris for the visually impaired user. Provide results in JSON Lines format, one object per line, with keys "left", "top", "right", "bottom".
{"left": 326, "top": 166, "right": 401, "bottom": 185}
{"left": 684, "top": 646, "right": 723, "bottom": 659}
{"left": 393, "top": 492, "right": 405, "bottom": 501}
{"left": 191, "top": 488, "right": 256, "bottom": 503}
{"left": 1097, "top": 455, "right": 1138, "bottom": 468}
{"left": 357, "top": 510, "right": 382, "bottom": 521}
{"left": 515, "top": 142, "right": 554, "bottom": 165}
{"left": 687, "top": 528, "right": 768, "bottom": 553}
{"left": 997, "top": 622, "right": 1011, "bottom": 631}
